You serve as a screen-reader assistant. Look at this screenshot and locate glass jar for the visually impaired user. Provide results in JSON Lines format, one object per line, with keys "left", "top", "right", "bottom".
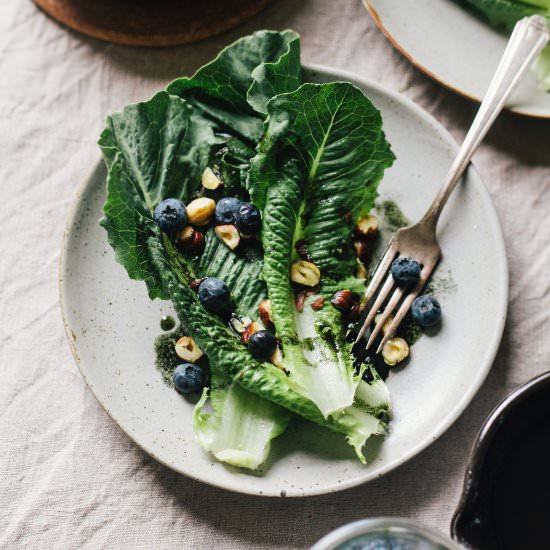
{"left": 312, "top": 517, "right": 460, "bottom": 550}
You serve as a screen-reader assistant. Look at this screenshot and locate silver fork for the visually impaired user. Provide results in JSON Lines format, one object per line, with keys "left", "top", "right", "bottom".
{"left": 355, "top": 15, "right": 549, "bottom": 353}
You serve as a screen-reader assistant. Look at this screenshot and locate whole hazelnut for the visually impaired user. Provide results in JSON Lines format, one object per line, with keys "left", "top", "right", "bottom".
{"left": 177, "top": 227, "right": 205, "bottom": 255}
{"left": 330, "top": 290, "right": 354, "bottom": 312}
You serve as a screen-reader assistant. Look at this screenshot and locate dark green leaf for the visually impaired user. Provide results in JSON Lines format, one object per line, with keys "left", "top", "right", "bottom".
{"left": 461, "top": 0, "right": 548, "bottom": 30}
{"left": 199, "top": 232, "right": 266, "bottom": 319}
{"left": 99, "top": 92, "right": 205, "bottom": 299}
{"left": 167, "top": 29, "right": 301, "bottom": 142}
{"left": 250, "top": 82, "right": 395, "bottom": 280}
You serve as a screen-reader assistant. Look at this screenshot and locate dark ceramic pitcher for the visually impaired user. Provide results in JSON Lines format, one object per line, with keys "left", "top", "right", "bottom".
{"left": 452, "top": 371, "right": 550, "bottom": 550}
{"left": 314, "top": 372, "right": 550, "bottom": 550}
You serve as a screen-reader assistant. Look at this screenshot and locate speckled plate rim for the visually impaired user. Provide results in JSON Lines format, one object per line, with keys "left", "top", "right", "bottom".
{"left": 364, "top": 0, "right": 550, "bottom": 120}
{"left": 59, "top": 64, "right": 508, "bottom": 497}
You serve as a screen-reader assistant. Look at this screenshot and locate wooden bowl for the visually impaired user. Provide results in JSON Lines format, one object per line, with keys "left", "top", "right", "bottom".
{"left": 33, "top": 0, "right": 275, "bottom": 47}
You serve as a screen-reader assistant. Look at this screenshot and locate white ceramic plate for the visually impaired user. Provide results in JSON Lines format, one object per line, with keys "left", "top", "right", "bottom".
{"left": 60, "top": 65, "right": 508, "bottom": 497}
{"left": 365, "top": 0, "right": 550, "bottom": 119}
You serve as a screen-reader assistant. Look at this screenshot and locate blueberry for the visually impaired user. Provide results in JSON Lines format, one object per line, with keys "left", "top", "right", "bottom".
{"left": 153, "top": 198, "right": 187, "bottom": 234}
{"left": 215, "top": 197, "right": 243, "bottom": 225}
{"left": 172, "top": 363, "right": 205, "bottom": 394}
{"left": 248, "top": 330, "right": 277, "bottom": 361}
{"left": 411, "top": 295, "right": 441, "bottom": 327}
{"left": 234, "top": 203, "right": 261, "bottom": 235}
{"left": 198, "top": 277, "right": 231, "bottom": 314}
{"left": 390, "top": 257, "right": 421, "bottom": 287}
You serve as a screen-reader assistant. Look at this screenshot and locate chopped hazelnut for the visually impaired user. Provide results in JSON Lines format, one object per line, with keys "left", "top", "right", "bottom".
{"left": 330, "top": 290, "right": 354, "bottom": 312}
{"left": 229, "top": 315, "right": 252, "bottom": 335}
{"left": 186, "top": 197, "right": 216, "bottom": 226}
{"left": 295, "top": 291, "right": 306, "bottom": 313}
{"left": 310, "top": 297, "right": 325, "bottom": 311}
{"left": 175, "top": 336, "right": 204, "bottom": 362}
{"left": 290, "top": 260, "right": 320, "bottom": 287}
{"left": 201, "top": 167, "right": 223, "bottom": 190}
{"left": 215, "top": 224, "right": 240, "bottom": 250}
{"left": 241, "top": 321, "right": 261, "bottom": 345}
{"left": 356, "top": 261, "right": 368, "bottom": 279}
{"left": 176, "top": 226, "right": 205, "bottom": 255}
{"left": 258, "top": 299, "right": 273, "bottom": 327}
{"left": 353, "top": 239, "right": 371, "bottom": 263}
{"left": 271, "top": 346, "right": 284, "bottom": 369}
{"left": 381, "top": 337, "right": 409, "bottom": 366}
{"left": 354, "top": 214, "right": 379, "bottom": 239}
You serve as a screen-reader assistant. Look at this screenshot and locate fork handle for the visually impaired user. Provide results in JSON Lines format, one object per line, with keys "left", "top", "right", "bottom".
{"left": 420, "top": 15, "right": 549, "bottom": 229}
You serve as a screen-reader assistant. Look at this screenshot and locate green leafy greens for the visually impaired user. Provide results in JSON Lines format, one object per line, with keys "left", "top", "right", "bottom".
{"left": 460, "top": 0, "right": 550, "bottom": 90}
{"left": 249, "top": 83, "right": 395, "bottom": 418}
{"left": 99, "top": 30, "right": 394, "bottom": 471}
{"left": 101, "top": 30, "right": 301, "bottom": 470}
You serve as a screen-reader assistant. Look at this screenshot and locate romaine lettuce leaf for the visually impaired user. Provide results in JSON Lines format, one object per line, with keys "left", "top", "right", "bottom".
{"left": 193, "top": 383, "right": 289, "bottom": 470}
{"left": 99, "top": 32, "right": 393, "bottom": 468}
{"left": 99, "top": 93, "right": 290, "bottom": 471}
{"left": 163, "top": 269, "right": 389, "bottom": 462}
{"left": 100, "top": 30, "right": 303, "bottom": 471}
{"left": 248, "top": 82, "right": 395, "bottom": 418}
{"left": 194, "top": 229, "right": 292, "bottom": 470}
{"left": 167, "top": 29, "right": 300, "bottom": 142}
{"left": 165, "top": 29, "right": 301, "bottom": 202}
{"left": 199, "top": 231, "right": 266, "bottom": 318}
{"left": 99, "top": 92, "right": 200, "bottom": 300}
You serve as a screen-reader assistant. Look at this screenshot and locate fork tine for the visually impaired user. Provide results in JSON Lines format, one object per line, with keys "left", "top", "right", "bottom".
{"left": 365, "top": 286, "right": 405, "bottom": 350}
{"left": 355, "top": 272, "right": 395, "bottom": 344}
{"left": 361, "top": 243, "right": 398, "bottom": 307}
{"left": 375, "top": 264, "right": 436, "bottom": 354}
{"left": 353, "top": 244, "right": 397, "bottom": 345}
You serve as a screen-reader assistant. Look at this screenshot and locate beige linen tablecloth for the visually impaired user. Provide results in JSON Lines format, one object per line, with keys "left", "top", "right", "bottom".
{"left": 1, "top": 0, "right": 549, "bottom": 548}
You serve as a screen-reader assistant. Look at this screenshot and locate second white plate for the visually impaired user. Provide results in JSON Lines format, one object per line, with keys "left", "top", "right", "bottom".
{"left": 365, "top": 0, "right": 550, "bottom": 118}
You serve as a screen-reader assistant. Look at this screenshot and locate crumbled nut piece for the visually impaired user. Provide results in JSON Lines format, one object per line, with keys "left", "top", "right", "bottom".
{"left": 375, "top": 313, "right": 395, "bottom": 335}
{"left": 305, "top": 286, "right": 320, "bottom": 297}
{"left": 271, "top": 346, "right": 284, "bottom": 369}
{"left": 347, "top": 303, "right": 360, "bottom": 322}
{"left": 189, "top": 278, "right": 206, "bottom": 292}
{"left": 175, "top": 336, "right": 204, "bottom": 362}
{"left": 354, "top": 214, "right": 379, "bottom": 239}
{"left": 381, "top": 337, "right": 409, "bottom": 366}
{"left": 310, "top": 297, "right": 325, "bottom": 311}
{"left": 215, "top": 224, "right": 240, "bottom": 250}
{"left": 186, "top": 197, "right": 216, "bottom": 226}
{"left": 176, "top": 226, "right": 205, "bottom": 255}
{"left": 353, "top": 239, "right": 371, "bottom": 263}
{"left": 201, "top": 167, "right": 222, "bottom": 190}
{"left": 229, "top": 315, "right": 252, "bottom": 335}
{"left": 258, "top": 299, "right": 273, "bottom": 327}
{"left": 295, "top": 291, "right": 306, "bottom": 313}
{"left": 356, "top": 261, "right": 368, "bottom": 279}
{"left": 241, "top": 321, "right": 261, "bottom": 345}
{"left": 330, "top": 290, "right": 354, "bottom": 312}
{"left": 290, "top": 260, "right": 320, "bottom": 287}
{"left": 295, "top": 239, "right": 311, "bottom": 261}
